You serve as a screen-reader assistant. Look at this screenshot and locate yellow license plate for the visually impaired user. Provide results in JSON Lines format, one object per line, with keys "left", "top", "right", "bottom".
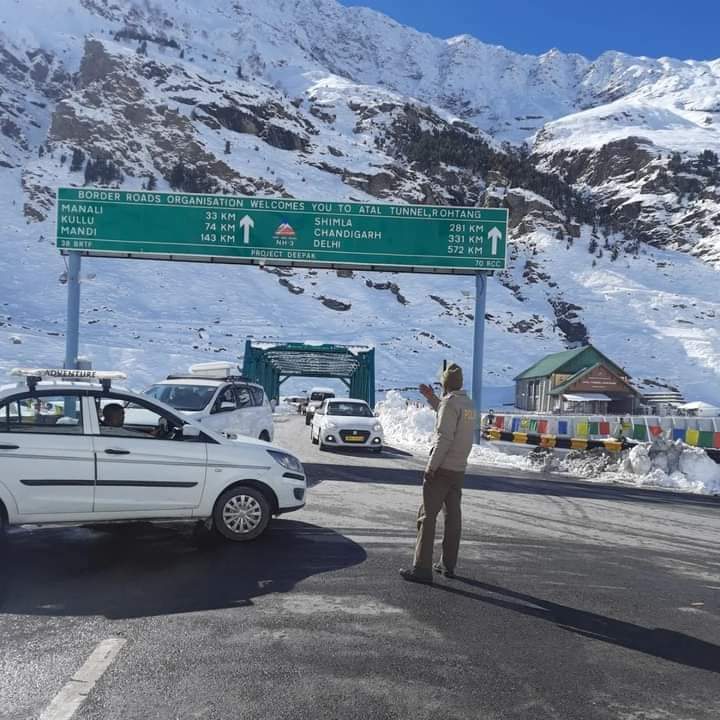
{"left": 345, "top": 435, "right": 364, "bottom": 442}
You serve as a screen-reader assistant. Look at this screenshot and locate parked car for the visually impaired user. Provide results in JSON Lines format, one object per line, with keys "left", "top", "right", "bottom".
{"left": 281, "top": 395, "right": 307, "bottom": 414}
{"left": 304, "top": 387, "right": 336, "bottom": 425}
{"left": 0, "top": 368, "right": 306, "bottom": 542}
{"left": 310, "top": 398, "right": 383, "bottom": 453}
{"left": 137, "top": 362, "right": 274, "bottom": 441}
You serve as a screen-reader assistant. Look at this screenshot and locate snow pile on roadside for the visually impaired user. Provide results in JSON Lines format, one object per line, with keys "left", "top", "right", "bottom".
{"left": 550, "top": 439, "right": 720, "bottom": 495}
{"left": 468, "top": 443, "right": 536, "bottom": 472}
{"left": 615, "top": 440, "right": 720, "bottom": 494}
{"left": 376, "top": 392, "right": 719, "bottom": 494}
{"left": 375, "top": 391, "right": 435, "bottom": 448}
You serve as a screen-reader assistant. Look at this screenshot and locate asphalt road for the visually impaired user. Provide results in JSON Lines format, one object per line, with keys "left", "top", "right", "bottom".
{"left": 1, "top": 414, "right": 719, "bottom": 720}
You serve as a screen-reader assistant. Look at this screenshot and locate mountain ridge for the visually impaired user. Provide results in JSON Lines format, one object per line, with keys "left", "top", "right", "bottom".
{"left": 0, "top": 0, "right": 718, "bottom": 405}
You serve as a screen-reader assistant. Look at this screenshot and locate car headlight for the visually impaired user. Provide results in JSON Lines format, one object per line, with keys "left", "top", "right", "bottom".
{"left": 325, "top": 422, "right": 338, "bottom": 431}
{"left": 373, "top": 423, "right": 383, "bottom": 433}
{"left": 267, "top": 450, "right": 304, "bottom": 474}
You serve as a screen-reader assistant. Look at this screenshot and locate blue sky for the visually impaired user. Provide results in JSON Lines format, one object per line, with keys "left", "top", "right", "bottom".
{"left": 338, "top": 0, "right": 719, "bottom": 60}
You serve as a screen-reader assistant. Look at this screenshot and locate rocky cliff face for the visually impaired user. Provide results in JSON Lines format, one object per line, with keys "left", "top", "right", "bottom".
{"left": 0, "top": 0, "right": 718, "bottom": 402}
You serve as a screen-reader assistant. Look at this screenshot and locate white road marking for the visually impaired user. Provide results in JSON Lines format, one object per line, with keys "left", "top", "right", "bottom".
{"left": 39, "top": 638, "right": 126, "bottom": 720}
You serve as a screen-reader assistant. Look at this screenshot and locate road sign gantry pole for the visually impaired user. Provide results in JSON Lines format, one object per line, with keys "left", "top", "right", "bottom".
{"left": 472, "top": 272, "right": 487, "bottom": 443}
{"left": 64, "top": 251, "right": 82, "bottom": 370}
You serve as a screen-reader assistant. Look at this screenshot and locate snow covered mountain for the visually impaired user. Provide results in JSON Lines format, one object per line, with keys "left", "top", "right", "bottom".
{"left": 0, "top": 0, "right": 718, "bottom": 405}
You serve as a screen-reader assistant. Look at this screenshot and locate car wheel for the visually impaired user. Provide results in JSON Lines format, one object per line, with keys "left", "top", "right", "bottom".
{"left": 319, "top": 437, "right": 328, "bottom": 452}
{"left": 311, "top": 427, "right": 318, "bottom": 445}
{"left": 213, "top": 486, "right": 271, "bottom": 542}
{"left": 259, "top": 430, "right": 271, "bottom": 442}
{"left": 305, "top": 414, "right": 311, "bottom": 426}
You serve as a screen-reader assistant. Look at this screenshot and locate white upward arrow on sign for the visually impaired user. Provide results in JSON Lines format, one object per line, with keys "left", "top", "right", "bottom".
{"left": 240, "top": 215, "right": 254, "bottom": 244}
{"left": 488, "top": 227, "right": 502, "bottom": 256}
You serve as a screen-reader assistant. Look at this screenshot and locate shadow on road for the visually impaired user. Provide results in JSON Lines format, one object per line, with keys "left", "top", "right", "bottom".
{"left": 0, "top": 520, "right": 366, "bottom": 620}
{"left": 436, "top": 577, "right": 720, "bottom": 674}
{"left": 303, "top": 462, "right": 720, "bottom": 508}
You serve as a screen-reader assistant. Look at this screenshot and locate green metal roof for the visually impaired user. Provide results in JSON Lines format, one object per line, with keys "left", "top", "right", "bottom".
{"left": 514, "top": 344, "right": 628, "bottom": 382}
{"left": 514, "top": 346, "right": 589, "bottom": 381}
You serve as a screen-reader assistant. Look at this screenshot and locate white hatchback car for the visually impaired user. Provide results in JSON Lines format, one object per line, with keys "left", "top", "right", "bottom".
{"left": 139, "top": 363, "right": 274, "bottom": 442}
{"left": 0, "top": 369, "right": 306, "bottom": 543}
{"left": 310, "top": 399, "right": 384, "bottom": 453}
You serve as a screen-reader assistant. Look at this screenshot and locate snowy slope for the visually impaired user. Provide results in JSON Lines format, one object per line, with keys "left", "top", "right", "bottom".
{"left": 0, "top": 0, "right": 718, "bottom": 406}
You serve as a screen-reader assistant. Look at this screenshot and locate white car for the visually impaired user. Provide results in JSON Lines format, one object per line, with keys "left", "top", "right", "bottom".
{"left": 304, "top": 387, "right": 336, "bottom": 426}
{"left": 310, "top": 399, "right": 384, "bottom": 453}
{"left": 139, "top": 363, "right": 274, "bottom": 442}
{"left": 280, "top": 395, "right": 307, "bottom": 414}
{"left": 0, "top": 368, "right": 306, "bottom": 543}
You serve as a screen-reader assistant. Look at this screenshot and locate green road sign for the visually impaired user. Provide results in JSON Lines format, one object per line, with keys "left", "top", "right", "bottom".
{"left": 56, "top": 188, "right": 508, "bottom": 274}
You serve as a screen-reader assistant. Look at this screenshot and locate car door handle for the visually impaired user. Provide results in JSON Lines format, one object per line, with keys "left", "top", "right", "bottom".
{"left": 105, "top": 448, "right": 131, "bottom": 455}
{"left": 0, "top": 443, "right": 20, "bottom": 450}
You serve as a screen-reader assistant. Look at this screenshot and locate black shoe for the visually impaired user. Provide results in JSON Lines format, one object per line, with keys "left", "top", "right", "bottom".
{"left": 399, "top": 568, "right": 433, "bottom": 585}
{"left": 433, "top": 562, "right": 455, "bottom": 579}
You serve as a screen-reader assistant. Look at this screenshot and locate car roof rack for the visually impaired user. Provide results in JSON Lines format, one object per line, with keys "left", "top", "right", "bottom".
{"left": 10, "top": 368, "right": 127, "bottom": 392}
{"left": 165, "top": 374, "right": 256, "bottom": 384}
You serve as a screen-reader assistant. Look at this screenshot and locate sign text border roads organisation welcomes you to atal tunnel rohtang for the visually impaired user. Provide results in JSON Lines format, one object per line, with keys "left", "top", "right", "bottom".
{"left": 56, "top": 188, "right": 508, "bottom": 274}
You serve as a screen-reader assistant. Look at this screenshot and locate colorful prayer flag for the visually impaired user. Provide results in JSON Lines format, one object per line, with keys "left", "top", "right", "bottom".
{"left": 698, "top": 431, "right": 714, "bottom": 448}
{"left": 633, "top": 424, "right": 648, "bottom": 441}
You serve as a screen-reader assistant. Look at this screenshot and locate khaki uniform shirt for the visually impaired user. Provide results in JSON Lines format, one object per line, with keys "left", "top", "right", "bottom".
{"left": 426, "top": 390, "right": 476, "bottom": 473}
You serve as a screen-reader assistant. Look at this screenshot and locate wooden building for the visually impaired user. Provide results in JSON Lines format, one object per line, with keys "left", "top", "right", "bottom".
{"left": 514, "top": 345, "right": 641, "bottom": 414}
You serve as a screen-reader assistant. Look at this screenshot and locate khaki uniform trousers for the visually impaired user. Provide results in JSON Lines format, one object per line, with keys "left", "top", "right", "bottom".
{"left": 413, "top": 467, "right": 464, "bottom": 573}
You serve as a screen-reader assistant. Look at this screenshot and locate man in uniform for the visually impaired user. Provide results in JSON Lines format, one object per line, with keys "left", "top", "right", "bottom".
{"left": 400, "top": 363, "right": 476, "bottom": 585}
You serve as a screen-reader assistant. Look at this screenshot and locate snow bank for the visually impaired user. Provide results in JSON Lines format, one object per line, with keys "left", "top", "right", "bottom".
{"left": 375, "top": 391, "right": 435, "bottom": 447}
{"left": 614, "top": 440, "right": 720, "bottom": 495}
{"left": 376, "top": 392, "right": 720, "bottom": 495}
{"left": 377, "top": 391, "right": 538, "bottom": 473}
{"left": 533, "top": 440, "right": 720, "bottom": 495}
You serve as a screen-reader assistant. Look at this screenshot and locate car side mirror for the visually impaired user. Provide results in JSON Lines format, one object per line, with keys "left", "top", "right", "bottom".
{"left": 183, "top": 424, "right": 201, "bottom": 439}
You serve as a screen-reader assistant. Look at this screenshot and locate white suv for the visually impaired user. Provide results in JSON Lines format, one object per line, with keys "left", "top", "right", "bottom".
{"left": 0, "top": 369, "right": 306, "bottom": 543}
{"left": 140, "top": 363, "right": 274, "bottom": 442}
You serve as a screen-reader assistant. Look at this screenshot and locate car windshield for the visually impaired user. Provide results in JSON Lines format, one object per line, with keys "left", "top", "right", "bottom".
{"left": 311, "top": 392, "right": 334, "bottom": 401}
{"left": 144, "top": 384, "right": 217, "bottom": 412}
{"left": 326, "top": 402, "right": 373, "bottom": 417}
